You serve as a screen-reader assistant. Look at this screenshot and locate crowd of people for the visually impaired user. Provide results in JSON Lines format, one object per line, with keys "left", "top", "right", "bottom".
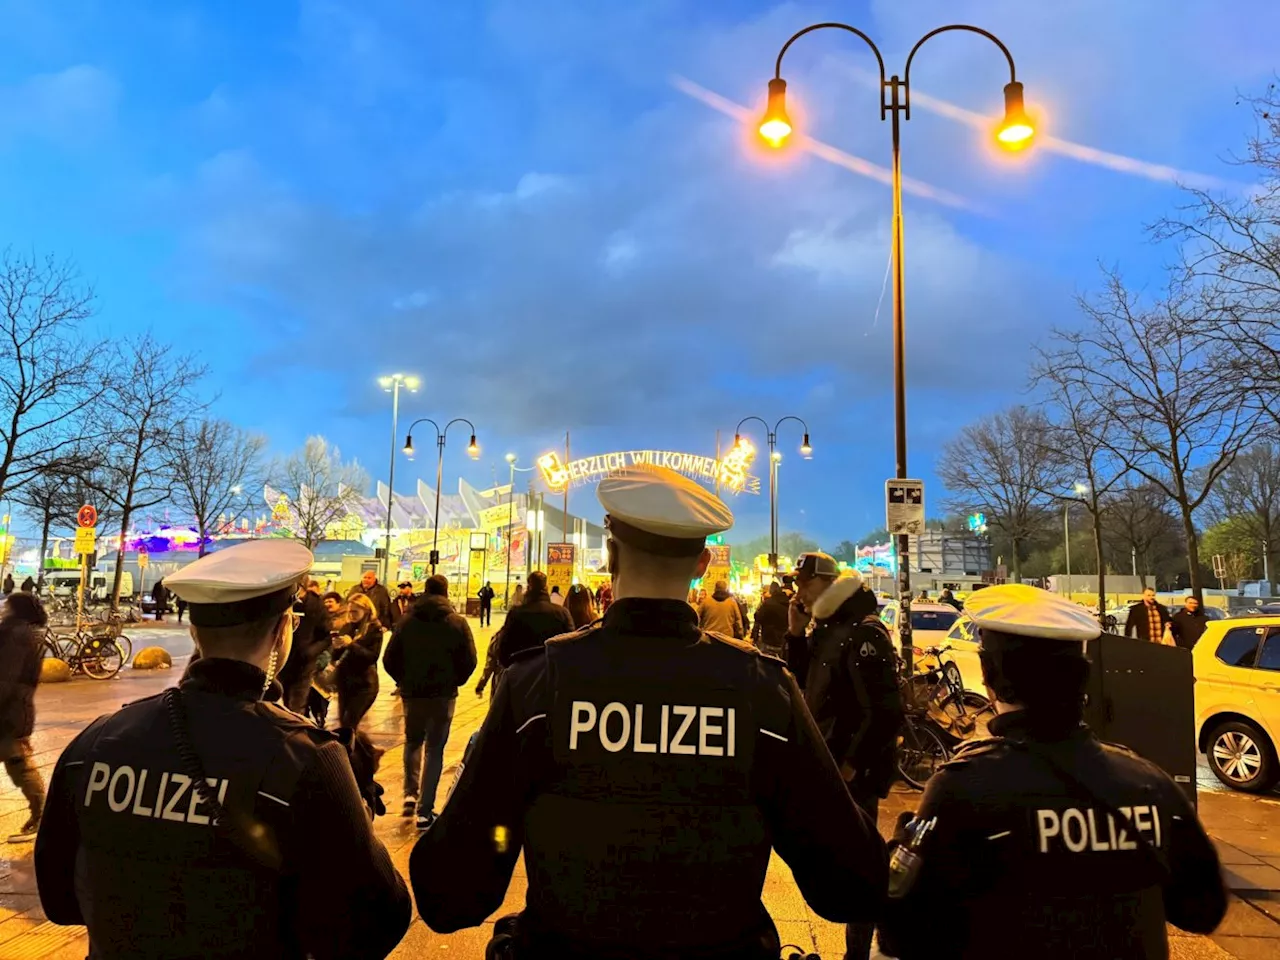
{"left": 0, "top": 468, "right": 1231, "bottom": 960}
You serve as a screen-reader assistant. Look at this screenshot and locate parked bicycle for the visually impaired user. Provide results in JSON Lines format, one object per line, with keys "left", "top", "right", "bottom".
{"left": 910, "top": 644, "right": 995, "bottom": 743}
{"left": 42, "top": 622, "right": 129, "bottom": 680}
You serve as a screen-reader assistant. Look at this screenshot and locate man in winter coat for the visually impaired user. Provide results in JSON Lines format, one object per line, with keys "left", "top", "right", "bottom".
{"left": 0, "top": 592, "right": 47, "bottom": 841}
{"left": 19, "top": 577, "right": 34, "bottom": 593}
{"left": 784, "top": 553, "right": 904, "bottom": 960}
{"left": 477, "top": 582, "right": 495, "bottom": 627}
{"left": 1, "top": 574, "right": 13, "bottom": 596}
{"left": 697, "top": 580, "right": 744, "bottom": 639}
{"left": 151, "top": 578, "right": 169, "bottom": 621}
{"left": 491, "top": 571, "right": 572, "bottom": 667}
{"left": 348, "top": 570, "right": 393, "bottom": 627}
{"left": 1124, "top": 587, "right": 1171, "bottom": 644}
{"left": 383, "top": 575, "right": 478, "bottom": 830}
{"left": 389, "top": 582, "right": 416, "bottom": 629}
{"left": 751, "top": 582, "right": 790, "bottom": 658}
{"left": 1168, "top": 595, "right": 1209, "bottom": 650}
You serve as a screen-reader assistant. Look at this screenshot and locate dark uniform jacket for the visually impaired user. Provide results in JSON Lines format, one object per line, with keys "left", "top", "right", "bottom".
{"left": 802, "top": 579, "right": 904, "bottom": 798}
{"left": 878, "top": 711, "right": 1226, "bottom": 960}
{"left": 409, "top": 598, "right": 887, "bottom": 960}
{"left": 34, "top": 658, "right": 411, "bottom": 960}
{"left": 384, "top": 595, "right": 478, "bottom": 699}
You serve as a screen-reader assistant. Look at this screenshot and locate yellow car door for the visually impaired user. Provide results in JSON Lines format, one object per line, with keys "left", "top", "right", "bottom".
{"left": 943, "top": 617, "right": 985, "bottom": 693}
{"left": 1249, "top": 626, "right": 1280, "bottom": 745}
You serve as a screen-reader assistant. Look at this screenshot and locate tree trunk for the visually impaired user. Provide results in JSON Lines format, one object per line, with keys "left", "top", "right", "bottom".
{"left": 1092, "top": 507, "right": 1107, "bottom": 627}
{"left": 1180, "top": 503, "right": 1203, "bottom": 603}
{"left": 37, "top": 514, "right": 52, "bottom": 588}
{"left": 197, "top": 518, "right": 208, "bottom": 557}
{"left": 1010, "top": 536, "right": 1022, "bottom": 584}
{"left": 111, "top": 501, "right": 133, "bottom": 610}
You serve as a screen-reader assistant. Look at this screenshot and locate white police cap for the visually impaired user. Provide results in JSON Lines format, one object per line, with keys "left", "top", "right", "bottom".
{"left": 165, "top": 539, "right": 314, "bottom": 628}
{"left": 965, "top": 583, "right": 1102, "bottom": 643}
{"left": 598, "top": 465, "right": 733, "bottom": 557}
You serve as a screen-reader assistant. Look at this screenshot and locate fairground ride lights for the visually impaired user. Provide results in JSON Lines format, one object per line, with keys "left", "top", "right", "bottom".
{"left": 537, "top": 445, "right": 759, "bottom": 494}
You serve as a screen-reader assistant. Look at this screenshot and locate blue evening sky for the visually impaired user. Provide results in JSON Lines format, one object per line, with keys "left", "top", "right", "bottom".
{"left": 3, "top": 0, "right": 1277, "bottom": 544}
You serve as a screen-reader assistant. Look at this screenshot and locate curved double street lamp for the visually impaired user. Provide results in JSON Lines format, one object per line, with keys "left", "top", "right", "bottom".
{"left": 757, "top": 23, "right": 1033, "bottom": 673}
{"left": 404, "top": 418, "right": 479, "bottom": 575}
{"left": 734, "top": 416, "right": 812, "bottom": 574}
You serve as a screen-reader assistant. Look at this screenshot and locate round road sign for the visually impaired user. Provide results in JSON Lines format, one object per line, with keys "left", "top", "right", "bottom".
{"left": 77, "top": 504, "right": 98, "bottom": 528}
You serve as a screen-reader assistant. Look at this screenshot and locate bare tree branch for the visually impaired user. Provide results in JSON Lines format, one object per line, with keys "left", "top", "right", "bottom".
{"left": 268, "top": 437, "right": 369, "bottom": 549}
{"left": 165, "top": 419, "right": 267, "bottom": 556}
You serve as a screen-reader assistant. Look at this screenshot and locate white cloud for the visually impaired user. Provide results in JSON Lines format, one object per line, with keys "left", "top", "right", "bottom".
{"left": 0, "top": 64, "right": 119, "bottom": 146}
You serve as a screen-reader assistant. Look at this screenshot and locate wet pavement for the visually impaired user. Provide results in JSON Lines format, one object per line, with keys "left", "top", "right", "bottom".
{"left": 1, "top": 617, "right": 1278, "bottom": 958}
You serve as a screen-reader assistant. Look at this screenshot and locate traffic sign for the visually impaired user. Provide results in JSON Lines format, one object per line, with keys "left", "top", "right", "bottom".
{"left": 77, "top": 504, "right": 97, "bottom": 528}
{"left": 137, "top": 550, "right": 149, "bottom": 570}
{"left": 74, "top": 527, "right": 96, "bottom": 555}
{"left": 886, "top": 479, "right": 925, "bottom": 535}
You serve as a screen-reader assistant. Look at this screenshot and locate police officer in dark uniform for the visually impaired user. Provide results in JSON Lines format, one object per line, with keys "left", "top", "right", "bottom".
{"left": 786, "top": 553, "right": 904, "bottom": 959}
{"left": 35, "top": 540, "right": 411, "bottom": 960}
{"left": 409, "top": 465, "right": 887, "bottom": 959}
{"left": 878, "top": 583, "right": 1226, "bottom": 959}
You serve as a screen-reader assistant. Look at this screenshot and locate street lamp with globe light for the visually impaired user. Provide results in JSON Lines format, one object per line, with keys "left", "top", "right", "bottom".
{"left": 733, "top": 416, "right": 812, "bottom": 574}
{"left": 403, "top": 417, "right": 480, "bottom": 575}
{"left": 756, "top": 22, "right": 1032, "bottom": 675}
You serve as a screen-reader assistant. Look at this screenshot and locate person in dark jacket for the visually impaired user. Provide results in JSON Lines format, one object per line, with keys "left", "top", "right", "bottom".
{"left": 938, "top": 587, "right": 962, "bottom": 611}
{"left": 751, "top": 582, "right": 790, "bottom": 658}
{"left": 384, "top": 575, "right": 477, "bottom": 829}
{"left": 347, "top": 570, "right": 393, "bottom": 627}
{"left": 1168, "top": 595, "right": 1209, "bottom": 650}
{"left": 19, "top": 576, "right": 34, "bottom": 593}
{"left": 334, "top": 594, "right": 383, "bottom": 729}
{"left": 785, "top": 554, "right": 904, "bottom": 960}
{"left": 477, "top": 582, "right": 495, "bottom": 627}
{"left": 276, "top": 578, "right": 331, "bottom": 715}
{"left": 151, "top": 578, "right": 169, "bottom": 621}
{"left": 0, "top": 592, "right": 47, "bottom": 842}
{"left": 491, "top": 570, "right": 573, "bottom": 667}
{"left": 878, "top": 584, "right": 1225, "bottom": 960}
{"left": 34, "top": 540, "right": 411, "bottom": 959}
{"left": 1124, "top": 587, "right": 1171, "bottom": 643}
{"left": 389, "top": 582, "right": 415, "bottom": 628}
{"left": 1, "top": 574, "right": 13, "bottom": 596}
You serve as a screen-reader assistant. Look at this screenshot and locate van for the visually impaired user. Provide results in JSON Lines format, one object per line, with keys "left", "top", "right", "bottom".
{"left": 44, "top": 570, "right": 135, "bottom": 601}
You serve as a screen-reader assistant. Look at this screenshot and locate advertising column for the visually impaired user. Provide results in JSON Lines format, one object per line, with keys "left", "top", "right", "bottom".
{"left": 705, "top": 544, "right": 732, "bottom": 588}
{"left": 466, "top": 532, "right": 487, "bottom": 614}
{"left": 546, "top": 542, "right": 575, "bottom": 597}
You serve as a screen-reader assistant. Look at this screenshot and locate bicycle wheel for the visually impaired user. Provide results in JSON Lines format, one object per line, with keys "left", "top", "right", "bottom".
{"left": 114, "top": 633, "right": 134, "bottom": 665}
{"left": 79, "top": 636, "right": 124, "bottom": 680}
{"left": 897, "top": 719, "right": 951, "bottom": 790}
{"left": 47, "top": 632, "right": 79, "bottom": 662}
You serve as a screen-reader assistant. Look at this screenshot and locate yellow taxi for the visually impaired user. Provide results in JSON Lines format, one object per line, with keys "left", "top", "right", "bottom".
{"left": 1193, "top": 616, "right": 1280, "bottom": 793}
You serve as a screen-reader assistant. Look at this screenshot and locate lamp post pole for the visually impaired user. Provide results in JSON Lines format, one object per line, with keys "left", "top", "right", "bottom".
{"left": 733, "top": 416, "right": 812, "bottom": 574}
{"left": 1064, "top": 502, "right": 1072, "bottom": 599}
{"left": 403, "top": 417, "right": 479, "bottom": 576}
{"left": 758, "top": 22, "right": 1030, "bottom": 676}
{"left": 378, "top": 374, "right": 419, "bottom": 584}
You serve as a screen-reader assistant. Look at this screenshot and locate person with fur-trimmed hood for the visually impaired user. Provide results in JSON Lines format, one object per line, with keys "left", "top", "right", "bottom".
{"left": 784, "top": 552, "right": 904, "bottom": 960}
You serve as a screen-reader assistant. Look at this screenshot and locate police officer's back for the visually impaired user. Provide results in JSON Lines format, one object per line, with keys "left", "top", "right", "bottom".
{"left": 35, "top": 540, "right": 411, "bottom": 960}
{"left": 878, "top": 584, "right": 1226, "bottom": 959}
{"left": 409, "top": 466, "right": 887, "bottom": 959}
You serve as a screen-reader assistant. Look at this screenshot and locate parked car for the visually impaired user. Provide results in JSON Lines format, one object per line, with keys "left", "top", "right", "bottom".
{"left": 1194, "top": 617, "right": 1280, "bottom": 793}
{"left": 880, "top": 600, "right": 972, "bottom": 686}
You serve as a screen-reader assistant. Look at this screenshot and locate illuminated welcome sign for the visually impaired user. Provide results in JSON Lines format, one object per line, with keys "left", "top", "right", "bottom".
{"left": 538, "top": 445, "right": 760, "bottom": 495}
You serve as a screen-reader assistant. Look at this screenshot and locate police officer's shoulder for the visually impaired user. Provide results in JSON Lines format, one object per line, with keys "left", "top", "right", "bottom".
{"left": 700, "top": 629, "right": 757, "bottom": 655}
{"left": 945, "top": 735, "right": 1012, "bottom": 767}
{"left": 544, "top": 620, "right": 605, "bottom": 649}
{"left": 254, "top": 699, "right": 339, "bottom": 744}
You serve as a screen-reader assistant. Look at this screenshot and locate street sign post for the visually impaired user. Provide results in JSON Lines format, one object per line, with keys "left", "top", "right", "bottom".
{"left": 77, "top": 504, "right": 97, "bottom": 528}
{"left": 886, "top": 479, "right": 925, "bottom": 535}
{"left": 74, "top": 508, "right": 98, "bottom": 627}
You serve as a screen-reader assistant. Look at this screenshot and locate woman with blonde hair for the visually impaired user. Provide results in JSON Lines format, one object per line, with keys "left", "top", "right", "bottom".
{"left": 334, "top": 593, "right": 384, "bottom": 728}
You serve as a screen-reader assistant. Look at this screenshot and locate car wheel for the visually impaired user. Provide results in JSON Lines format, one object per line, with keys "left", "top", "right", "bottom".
{"left": 1207, "top": 720, "right": 1279, "bottom": 793}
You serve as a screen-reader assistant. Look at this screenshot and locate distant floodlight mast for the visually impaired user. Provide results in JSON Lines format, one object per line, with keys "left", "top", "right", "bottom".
{"left": 757, "top": 21, "right": 1032, "bottom": 677}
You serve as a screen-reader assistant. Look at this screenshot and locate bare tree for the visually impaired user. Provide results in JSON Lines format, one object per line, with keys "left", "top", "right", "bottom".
{"left": 1155, "top": 83, "right": 1280, "bottom": 425}
{"left": 937, "top": 406, "right": 1063, "bottom": 583}
{"left": 0, "top": 250, "right": 100, "bottom": 501}
{"left": 1032, "top": 360, "right": 1129, "bottom": 619}
{"left": 91, "top": 335, "right": 205, "bottom": 606}
{"left": 1203, "top": 443, "right": 1280, "bottom": 590}
{"left": 270, "top": 437, "right": 369, "bottom": 549}
{"left": 166, "top": 420, "right": 266, "bottom": 556}
{"left": 1099, "top": 482, "right": 1186, "bottom": 588}
{"left": 11, "top": 450, "right": 100, "bottom": 584}
{"left": 1046, "top": 271, "right": 1258, "bottom": 601}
